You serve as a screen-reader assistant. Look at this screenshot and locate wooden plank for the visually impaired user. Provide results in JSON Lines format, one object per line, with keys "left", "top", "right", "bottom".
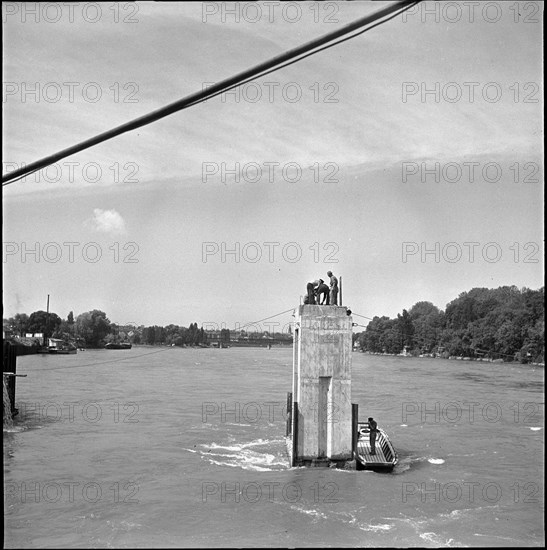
{"left": 357, "top": 439, "right": 388, "bottom": 463}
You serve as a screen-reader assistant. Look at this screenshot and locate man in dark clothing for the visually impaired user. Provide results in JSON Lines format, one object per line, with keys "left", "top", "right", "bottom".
{"left": 327, "top": 271, "right": 338, "bottom": 305}
{"left": 368, "top": 417, "right": 379, "bottom": 455}
{"left": 316, "top": 279, "right": 330, "bottom": 305}
{"left": 306, "top": 280, "right": 320, "bottom": 305}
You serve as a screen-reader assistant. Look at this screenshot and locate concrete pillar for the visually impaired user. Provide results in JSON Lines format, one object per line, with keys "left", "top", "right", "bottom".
{"left": 289, "top": 304, "right": 353, "bottom": 467}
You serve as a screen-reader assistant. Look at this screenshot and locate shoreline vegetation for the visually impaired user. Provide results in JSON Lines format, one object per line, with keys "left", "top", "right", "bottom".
{"left": 359, "top": 350, "right": 544, "bottom": 367}
{"left": 354, "top": 286, "right": 544, "bottom": 365}
{"left": 3, "top": 285, "right": 544, "bottom": 365}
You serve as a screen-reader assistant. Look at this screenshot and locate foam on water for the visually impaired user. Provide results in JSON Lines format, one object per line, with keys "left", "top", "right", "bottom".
{"left": 440, "top": 509, "right": 469, "bottom": 519}
{"left": 2, "top": 425, "right": 26, "bottom": 433}
{"left": 393, "top": 454, "right": 446, "bottom": 473}
{"left": 198, "top": 438, "right": 288, "bottom": 471}
{"left": 289, "top": 504, "right": 330, "bottom": 521}
{"left": 224, "top": 422, "right": 252, "bottom": 427}
{"left": 419, "top": 532, "right": 456, "bottom": 546}
{"left": 290, "top": 506, "right": 395, "bottom": 533}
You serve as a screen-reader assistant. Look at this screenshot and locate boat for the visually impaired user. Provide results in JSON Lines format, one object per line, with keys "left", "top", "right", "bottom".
{"left": 47, "top": 338, "right": 77, "bottom": 354}
{"left": 104, "top": 342, "right": 132, "bottom": 350}
{"left": 356, "top": 422, "right": 398, "bottom": 471}
{"left": 51, "top": 344, "right": 78, "bottom": 354}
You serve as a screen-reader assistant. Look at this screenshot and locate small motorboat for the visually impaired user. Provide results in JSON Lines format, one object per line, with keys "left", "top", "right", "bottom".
{"left": 356, "top": 422, "right": 398, "bottom": 471}
{"left": 104, "top": 342, "right": 132, "bottom": 350}
{"left": 47, "top": 338, "right": 77, "bottom": 354}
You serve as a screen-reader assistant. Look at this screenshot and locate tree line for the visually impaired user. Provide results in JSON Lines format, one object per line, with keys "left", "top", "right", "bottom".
{"left": 5, "top": 285, "right": 543, "bottom": 361}
{"left": 3, "top": 311, "right": 214, "bottom": 348}
{"left": 354, "top": 286, "right": 544, "bottom": 363}
{"left": 3, "top": 312, "right": 287, "bottom": 348}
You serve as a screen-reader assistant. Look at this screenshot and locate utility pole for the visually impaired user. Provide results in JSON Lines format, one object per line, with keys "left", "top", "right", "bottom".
{"left": 44, "top": 294, "right": 50, "bottom": 348}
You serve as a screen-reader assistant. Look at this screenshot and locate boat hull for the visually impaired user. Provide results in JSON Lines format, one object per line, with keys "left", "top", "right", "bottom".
{"left": 356, "top": 424, "right": 398, "bottom": 471}
{"left": 104, "top": 343, "right": 132, "bottom": 350}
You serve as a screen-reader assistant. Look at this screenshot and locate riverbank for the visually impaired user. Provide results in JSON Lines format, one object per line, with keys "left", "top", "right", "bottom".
{"left": 359, "top": 350, "right": 544, "bottom": 366}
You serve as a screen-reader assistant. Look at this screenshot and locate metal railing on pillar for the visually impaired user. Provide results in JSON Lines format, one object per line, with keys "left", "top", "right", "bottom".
{"left": 352, "top": 403, "right": 359, "bottom": 460}
{"left": 286, "top": 392, "right": 292, "bottom": 437}
{"left": 292, "top": 402, "right": 299, "bottom": 466}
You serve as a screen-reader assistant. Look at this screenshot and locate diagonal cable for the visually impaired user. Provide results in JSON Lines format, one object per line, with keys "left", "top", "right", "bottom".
{"left": 2, "top": 0, "right": 421, "bottom": 186}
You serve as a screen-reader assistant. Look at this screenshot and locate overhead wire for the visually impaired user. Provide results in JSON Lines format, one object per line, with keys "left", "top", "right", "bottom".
{"left": 3, "top": 0, "right": 421, "bottom": 186}
{"left": 236, "top": 308, "right": 296, "bottom": 331}
{"left": 35, "top": 346, "right": 175, "bottom": 371}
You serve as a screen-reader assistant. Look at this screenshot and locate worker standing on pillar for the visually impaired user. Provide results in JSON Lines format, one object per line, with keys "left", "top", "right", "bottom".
{"left": 316, "top": 279, "right": 330, "bottom": 305}
{"left": 368, "top": 417, "right": 378, "bottom": 454}
{"left": 327, "top": 271, "right": 338, "bottom": 305}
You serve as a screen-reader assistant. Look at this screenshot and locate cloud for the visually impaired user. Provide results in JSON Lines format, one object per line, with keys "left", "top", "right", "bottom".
{"left": 86, "top": 208, "right": 126, "bottom": 235}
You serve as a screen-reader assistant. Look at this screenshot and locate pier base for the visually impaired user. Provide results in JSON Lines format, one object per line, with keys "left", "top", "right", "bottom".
{"left": 285, "top": 436, "right": 356, "bottom": 469}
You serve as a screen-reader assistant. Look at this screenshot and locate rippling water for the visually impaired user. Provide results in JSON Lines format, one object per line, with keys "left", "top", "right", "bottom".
{"left": 3, "top": 348, "right": 544, "bottom": 547}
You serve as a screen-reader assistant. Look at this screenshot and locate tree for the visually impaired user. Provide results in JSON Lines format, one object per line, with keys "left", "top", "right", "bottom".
{"left": 359, "top": 316, "right": 393, "bottom": 352}
{"left": 409, "top": 302, "right": 444, "bottom": 353}
{"left": 142, "top": 326, "right": 155, "bottom": 345}
{"left": 154, "top": 325, "right": 166, "bottom": 344}
{"left": 164, "top": 324, "right": 181, "bottom": 346}
{"left": 10, "top": 313, "right": 30, "bottom": 336}
{"left": 521, "top": 318, "right": 544, "bottom": 363}
{"left": 76, "top": 310, "right": 111, "bottom": 347}
{"left": 28, "top": 310, "right": 62, "bottom": 336}
{"left": 396, "top": 309, "right": 414, "bottom": 349}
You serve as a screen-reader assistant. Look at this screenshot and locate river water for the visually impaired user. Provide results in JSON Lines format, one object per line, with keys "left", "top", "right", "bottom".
{"left": 3, "top": 348, "right": 544, "bottom": 547}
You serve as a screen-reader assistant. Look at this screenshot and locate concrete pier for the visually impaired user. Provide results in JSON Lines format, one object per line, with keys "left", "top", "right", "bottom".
{"left": 288, "top": 305, "right": 354, "bottom": 468}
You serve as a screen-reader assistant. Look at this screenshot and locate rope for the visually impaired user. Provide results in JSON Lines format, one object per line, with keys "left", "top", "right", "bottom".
{"left": 352, "top": 312, "right": 374, "bottom": 321}
{"left": 236, "top": 308, "right": 295, "bottom": 331}
{"left": 36, "top": 346, "right": 175, "bottom": 371}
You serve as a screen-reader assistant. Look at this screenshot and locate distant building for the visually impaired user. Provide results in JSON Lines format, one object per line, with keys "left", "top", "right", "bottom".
{"left": 48, "top": 338, "right": 65, "bottom": 350}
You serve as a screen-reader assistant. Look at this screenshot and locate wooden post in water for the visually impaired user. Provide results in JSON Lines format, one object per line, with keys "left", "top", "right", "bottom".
{"left": 3, "top": 341, "right": 18, "bottom": 416}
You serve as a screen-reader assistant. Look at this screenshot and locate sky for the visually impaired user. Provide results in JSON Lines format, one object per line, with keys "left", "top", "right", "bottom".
{"left": 2, "top": 1, "right": 544, "bottom": 331}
